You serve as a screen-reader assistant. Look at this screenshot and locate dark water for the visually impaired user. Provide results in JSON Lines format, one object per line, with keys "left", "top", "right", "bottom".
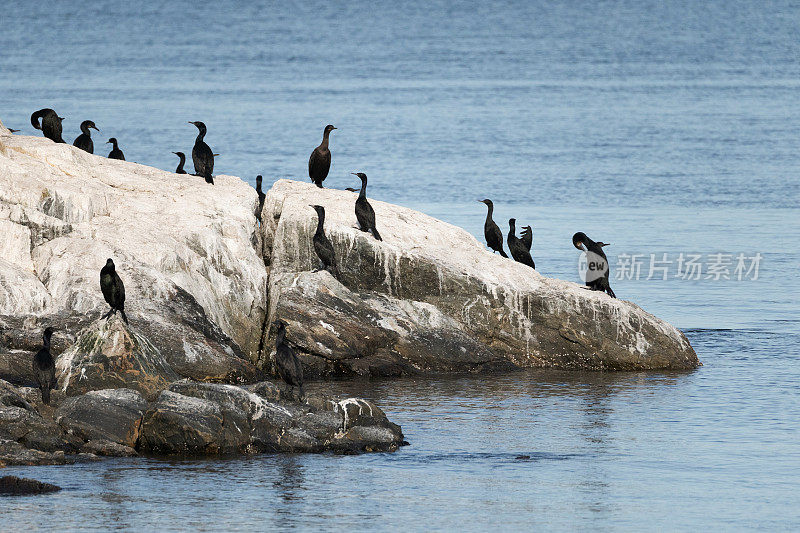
{"left": 1, "top": 0, "right": 799, "bottom": 530}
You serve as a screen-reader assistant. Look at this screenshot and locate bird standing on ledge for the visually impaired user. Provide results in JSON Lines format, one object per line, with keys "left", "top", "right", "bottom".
{"left": 189, "top": 121, "right": 214, "bottom": 184}
{"left": 73, "top": 120, "right": 99, "bottom": 153}
{"left": 308, "top": 125, "right": 336, "bottom": 188}
{"left": 30, "top": 109, "right": 65, "bottom": 143}
{"left": 352, "top": 172, "right": 382, "bottom": 241}
{"left": 107, "top": 138, "right": 125, "bottom": 160}
{"left": 479, "top": 199, "right": 507, "bottom": 257}
{"left": 32, "top": 327, "right": 56, "bottom": 405}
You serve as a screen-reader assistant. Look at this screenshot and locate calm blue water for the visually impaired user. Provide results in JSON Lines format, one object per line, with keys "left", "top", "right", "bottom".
{"left": 1, "top": 0, "right": 799, "bottom": 530}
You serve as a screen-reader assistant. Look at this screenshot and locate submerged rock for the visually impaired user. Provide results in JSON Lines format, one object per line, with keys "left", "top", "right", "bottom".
{"left": 0, "top": 475, "right": 61, "bottom": 495}
{"left": 0, "top": 127, "right": 265, "bottom": 383}
{"left": 260, "top": 180, "right": 698, "bottom": 374}
{"left": 138, "top": 380, "right": 405, "bottom": 455}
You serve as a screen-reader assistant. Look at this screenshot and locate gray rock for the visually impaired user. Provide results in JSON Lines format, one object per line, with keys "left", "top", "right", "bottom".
{"left": 0, "top": 440, "right": 69, "bottom": 466}
{"left": 138, "top": 381, "right": 405, "bottom": 455}
{"left": 0, "top": 475, "right": 61, "bottom": 494}
{"left": 259, "top": 180, "right": 699, "bottom": 374}
{"left": 56, "top": 388, "right": 147, "bottom": 447}
{"left": 80, "top": 440, "right": 138, "bottom": 457}
{"left": 55, "top": 317, "right": 177, "bottom": 400}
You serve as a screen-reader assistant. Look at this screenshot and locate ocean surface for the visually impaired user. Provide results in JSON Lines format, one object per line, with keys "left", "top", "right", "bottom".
{"left": 1, "top": 0, "right": 799, "bottom": 530}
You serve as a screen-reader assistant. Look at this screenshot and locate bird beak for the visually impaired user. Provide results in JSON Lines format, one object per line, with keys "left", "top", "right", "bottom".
{"left": 92, "top": 125, "right": 100, "bottom": 131}
{"left": 332, "top": 127, "right": 337, "bottom": 130}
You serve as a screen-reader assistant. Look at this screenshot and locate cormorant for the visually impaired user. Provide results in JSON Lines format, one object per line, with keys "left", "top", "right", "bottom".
{"left": 308, "top": 125, "right": 336, "bottom": 188}
{"left": 255, "top": 175, "right": 266, "bottom": 215}
{"left": 189, "top": 121, "right": 214, "bottom": 184}
{"left": 273, "top": 319, "right": 304, "bottom": 400}
{"left": 173, "top": 151, "right": 187, "bottom": 174}
{"left": 310, "top": 204, "right": 340, "bottom": 277}
{"left": 107, "top": 138, "right": 125, "bottom": 160}
{"left": 507, "top": 219, "right": 535, "bottom": 269}
{"left": 8, "top": 128, "right": 20, "bottom": 133}
{"left": 520, "top": 225, "right": 533, "bottom": 251}
{"left": 73, "top": 120, "right": 99, "bottom": 154}
{"left": 573, "top": 232, "right": 616, "bottom": 298}
{"left": 32, "top": 327, "right": 56, "bottom": 405}
{"left": 352, "top": 172, "right": 382, "bottom": 241}
{"left": 100, "top": 258, "right": 129, "bottom": 323}
{"left": 30, "top": 109, "right": 65, "bottom": 143}
{"left": 479, "top": 199, "right": 507, "bottom": 257}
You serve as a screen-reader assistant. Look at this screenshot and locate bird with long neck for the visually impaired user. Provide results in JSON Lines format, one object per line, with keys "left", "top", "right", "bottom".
{"left": 255, "top": 175, "right": 266, "bottom": 216}
{"left": 273, "top": 319, "right": 304, "bottom": 401}
{"left": 507, "top": 218, "right": 535, "bottom": 269}
{"left": 189, "top": 121, "right": 214, "bottom": 184}
{"left": 173, "top": 151, "right": 187, "bottom": 174}
{"left": 32, "top": 327, "right": 56, "bottom": 405}
{"left": 30, "top": 108, "right": 65, "bottom": 143}
{"left": 308, "top": 124, "right": 336, "bottom": 188}
{"left": 309, "top": 204, "right": 340, "bottom": 277}
{"left": 352, "top": 172, "right": 382, "bottom": 241}
{"left": 107, "top": 138, "right": 125, "bottom": 160}
{"left": 73, "top": 120, "right": 99, "bottom": 153}
{"left": 479, "top": 199, "right": 508, "bottom": 257}
{"left": 100, "top": 258, "right": 129, "bottom": 323}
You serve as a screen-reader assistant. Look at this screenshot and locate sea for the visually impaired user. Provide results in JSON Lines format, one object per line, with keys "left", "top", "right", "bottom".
{"left": 0, "top": 0, "right": 798, "bottom": 530}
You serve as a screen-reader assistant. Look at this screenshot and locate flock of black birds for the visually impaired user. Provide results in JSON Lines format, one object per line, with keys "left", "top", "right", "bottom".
{"left": 21, "top": 110, "right": 615, "bottom": 405}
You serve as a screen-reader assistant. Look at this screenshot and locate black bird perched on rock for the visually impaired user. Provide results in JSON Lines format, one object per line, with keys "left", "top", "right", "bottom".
{"left": 100, "top": 258, "right": 128, "bottom": 323}
{"left": 30, "top": 109, "right": 65, "bottom": 143}
{"left": 173, "top": 151, "right": 187, "bottom": 174}
{"left": 479, "top": 199, "right": 507, "bottom": 258}
{"left": 32, "top": 327, "right": 56, "bottom": 405}
{"left": 273, "top": 319, "right": 304, "bottom": 400}
{"left": 352, "top": 172, "right": 382, "bottom": 241}
{"left": 73, "top": 120, "right": 99, "bottom": 154}
{"left": 189, "top": 121, "right": 214, "bottom": 184}
{"left": 107, "top": 138, "right": 125, "bottom": 160}
{"left": 308, "top": 124, "right": 336, "bottom": 188}
{"left": 255, "top": 175, "right": 266, "bottom": 215}
{"left": 572, "top": 232, "right": 616, "bottom": 298}
{"left": 508, "top": 219, "right": 535, "bottom": 269}
{"left": 520, "top": 225, "right": 533, "bottom": 251}
{"left": 310, "top": 204, "right": 340, "bottom": 277}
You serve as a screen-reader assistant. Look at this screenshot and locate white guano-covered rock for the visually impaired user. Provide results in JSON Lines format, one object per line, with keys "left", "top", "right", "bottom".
{"left": 0, "top": 123, "right": 266, "bottom": 382}
{"left": 259, "top": 179, "right": 698, "bottom": 374}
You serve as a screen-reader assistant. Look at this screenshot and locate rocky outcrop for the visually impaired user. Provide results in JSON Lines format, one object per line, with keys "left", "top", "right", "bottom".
{"left": 260, "top": 180, "right": 698, "bottom": 374}
{"left": 56, "top": 388, "right": 147, "bottom": 447}
{"left": 0, "top": 475, "right": 61, "bottom": 494}
{"left": 138, "top": 381, "right": 405, "bottom": 454}
{"left": 0, "top": 125, "right": 265, "bottom": 384}
{"left": 0, "top": 377, "right": 404, "bottom": 462}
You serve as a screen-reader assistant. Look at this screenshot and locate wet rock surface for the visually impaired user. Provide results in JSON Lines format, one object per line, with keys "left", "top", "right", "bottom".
{"left": 0, "top": 475, "right": 61, "bottom": 495}
{"left": 0, "top": 376, "right": 405, "bottom": 467}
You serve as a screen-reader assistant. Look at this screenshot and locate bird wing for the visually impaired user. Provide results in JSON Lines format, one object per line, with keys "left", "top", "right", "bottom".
{"left": 114, "top": 273, "right": 126, "bottom": 307}
{"left": 100, "top": 272, "right": 114, "bottom": 305}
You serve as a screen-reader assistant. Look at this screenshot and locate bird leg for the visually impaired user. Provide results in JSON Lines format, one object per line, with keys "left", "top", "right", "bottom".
{"left": 101, "top": 308, "right": 114, "bottom": 320}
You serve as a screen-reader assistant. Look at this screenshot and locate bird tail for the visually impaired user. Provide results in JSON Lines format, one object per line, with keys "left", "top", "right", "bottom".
{"left": 40, "top": 386, "right": 50, "bottom": 406}
{"left": 499, "top": 250, "right": 508, "bottom": 258}
{"left": 205, "top": 175, "right": 214, "bottom": 185}
{"left": 371, "top": 227, "right": 382, "bottom": 241}
{"left": 606, "top": 287, "right": 616, "bottom": 299}
{"left": 120, "top": 309, "right": 129, "bottom": 324}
